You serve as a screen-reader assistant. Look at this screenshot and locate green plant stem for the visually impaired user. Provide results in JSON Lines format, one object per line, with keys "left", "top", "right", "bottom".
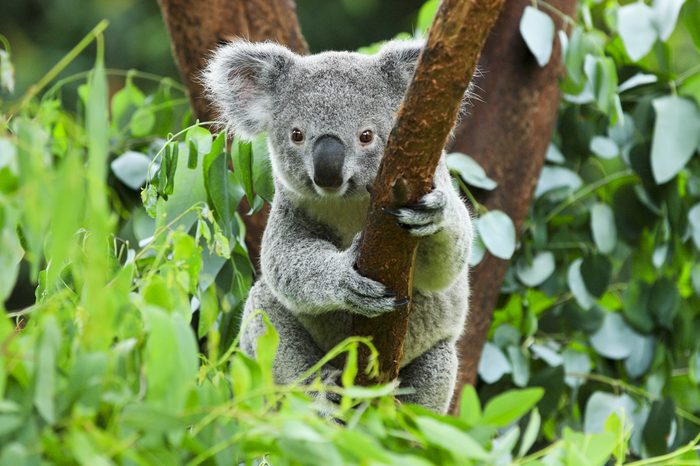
{"left": 10, "top": 20, "right": 109, "bottom": 114}
{"left": 455, "top": 177, "right": 488, "bottom": 214}
{"left": 43, "top": 69, "right": 187, "bottom": 99}
{"left": 625, "top": 433, "right": 700, "bottom": 466}
{"left": 536, "top": 0, "right": 576, "bottom": 27}
{"left": 568, "top": 372, "right": 700, "bottom": 426}
{"left": 545, "top": 170, "right": 636, "bottom": 223}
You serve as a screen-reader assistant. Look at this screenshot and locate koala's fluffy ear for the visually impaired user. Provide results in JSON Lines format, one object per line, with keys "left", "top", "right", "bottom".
{"left": 203, "top": 41, "right": 297, "bottom": 139}
{"left": 377, "top": 40, "right": 425, "bottom": 89}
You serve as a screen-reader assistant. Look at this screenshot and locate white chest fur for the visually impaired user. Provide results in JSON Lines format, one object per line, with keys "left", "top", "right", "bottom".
{"left": 298, "top": 196, "right": 369, "bottom": 248}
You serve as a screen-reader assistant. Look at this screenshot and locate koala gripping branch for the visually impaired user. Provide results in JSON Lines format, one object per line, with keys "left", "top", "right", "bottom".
{"left": 351, "top": 0, "right": 505, "bottom": 385}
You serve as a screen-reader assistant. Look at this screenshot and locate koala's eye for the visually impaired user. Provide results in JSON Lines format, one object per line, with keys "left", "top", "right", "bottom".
{"left": 359, "top": 130, "right": 374, "bottom": 145}
{"left": 291, "top": 128, "right": 304, "bottom": 143}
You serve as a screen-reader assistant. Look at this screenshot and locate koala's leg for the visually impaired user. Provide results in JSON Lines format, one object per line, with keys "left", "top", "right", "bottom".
{"left": 397, "top": 339, "right": 458, "bottom": 413}
{"left": 241, "top": 281, "right": 339, "bottom": 386}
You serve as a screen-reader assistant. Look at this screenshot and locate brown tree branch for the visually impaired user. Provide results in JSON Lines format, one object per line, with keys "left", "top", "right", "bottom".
{"left": 449, "top": 0, "right": 577, "bottom": 413}
{"left": 351, "top": 0, "right": 505, "bottom": 384}
{"left": 158, "top": 0, "right": 308, "bottom": 265}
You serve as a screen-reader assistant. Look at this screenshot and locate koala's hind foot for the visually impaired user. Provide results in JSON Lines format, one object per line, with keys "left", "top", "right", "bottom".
{"left": 397, "top": 339, "right": 458, "bottom": 413}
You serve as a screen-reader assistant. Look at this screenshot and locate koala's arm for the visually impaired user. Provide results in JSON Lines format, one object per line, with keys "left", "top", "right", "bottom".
{"left": 413, "top": 161, "right": 473, "bottom": 292}
{"left": 261, "top": 198, "right": 397, "bottom": 317}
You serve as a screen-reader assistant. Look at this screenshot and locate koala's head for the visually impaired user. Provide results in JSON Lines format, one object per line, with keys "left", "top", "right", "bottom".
{"left": 203, "top": 40, "right": 423, "bottom": 199}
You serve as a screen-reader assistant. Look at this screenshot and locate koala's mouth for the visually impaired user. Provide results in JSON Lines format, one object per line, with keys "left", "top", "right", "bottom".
{"left": 308, "top": 177, "right": 359, "bottom": 198}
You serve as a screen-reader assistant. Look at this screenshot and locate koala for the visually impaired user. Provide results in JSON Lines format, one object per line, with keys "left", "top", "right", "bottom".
{"left": 203, "top": 39, "right": 473, "bottom": 413}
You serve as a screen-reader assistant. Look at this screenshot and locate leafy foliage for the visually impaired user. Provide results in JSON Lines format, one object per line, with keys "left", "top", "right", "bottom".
{"left": 1, "top": 0, "right": 700, "bottom": 464}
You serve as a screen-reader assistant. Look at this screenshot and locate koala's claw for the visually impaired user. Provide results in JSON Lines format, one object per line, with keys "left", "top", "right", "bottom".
{"left": 385, "top": 189, "right": 447, "bottom": 237}
{"left": 343, "top": 272, "right": 399, "bottom": 317}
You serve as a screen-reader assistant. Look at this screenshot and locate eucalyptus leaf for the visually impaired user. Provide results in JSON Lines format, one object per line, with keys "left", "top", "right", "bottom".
{"left": 563, "top": 349, "right": 591, "bottom": 388}
{"left": 478, "top": 342, "right": 511, "bottom": 383}
{"left": 689, "top": 203, "right": 700, "bottom": 249}
{"left": 590, "top": 313, "right": 647, "bottom": 360}
{"left": 516, "top": 252, "right": 555, "bottom": 287}
{"left": 534, "top": 166, "right": 583, "bottom": 199}
{"left": 568, "top": 259, "right": 597, "bottom": 310}
{"left": 590, "top": 136, "right": 619, "bottom": 159}
{"left": 111, "top": 151, "right": 150, "bottom": 190}
{"left": 591, "top": 203, "right": 617, "bottom": 254}
{"left": 652, "top": 0, "right": 685, "bottom": 40}
{"left": 446, "top": 152, "right": 497, "bottom": 190}
{"left": 618, "top": 73, "right": 658, "bottom": 93}
{"left": 478, "top": 210, "right": 516, "bottom": 260}
{"left": 520, "top": 6, "right": 555, "bottom": 67}
{"left": 618, "top": 3, "right": 657, "bottom": 61}
{"left": 650, "top": 96, "right": 700, "bottom": 184}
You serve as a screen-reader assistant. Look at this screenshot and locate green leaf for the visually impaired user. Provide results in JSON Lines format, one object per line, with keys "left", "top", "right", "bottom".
{"left": 446, "top": 152, "right": 497, "bottom": 190}
{"left": 478, "top": 342, "right": 511, "bottom": 383}
{"left": 516, "top": 252, "right": 555, "bottom": 287}
{"left": 477, "top": 210, "right": 516, "bottom": 260}
{"left": 568, "top": 259, "right": 596, "bottom": 310}
{"left": 233, "top": 138, "right": 254, "bottom": 203}
{"left": 34, "top": 316, "right": 61, "bottom": 424}
{"left": 458, "top": 385, "right": 482, "bottom": 426}
{"left": 256, "top": 315, "right": 279, "bottom": 386}
{"left": 590, "top": 203, "right": 617, "bottom": 254}
{"left": 563, "top": 349, "right": 591, "bottom": 388}
{"left": 111, "top": 151, "right": 150, "bottom": 190}
{"left": 0, "top": 209, "right": 22, "bottom": 302}
{"left": 618, "top": 2, "right": 657, "bottom": 61}
{"left": 653, "top": 0, "right": 686, "bottom": 40}
{"left": 683, "top": 0, "right": 700, "bottom": 49}
{"left": 414, "top": 416, "right": 488, "bottom": 460}
{"left": 692, "top": 264, "right": 700, "bottom": 296}
{"left": 584, "top": 392, "right": 636, "bottom": 434}
{"left": 534, "top": 166, "right": 582, "bottom": 199}
{"left": 129, "top": 107, "right": 156, "bottom": 137}
{"left": 416, "top": 0, "right": 439, "bottom": 35}
{"left": 155, "top": 142, "right": 207, "bottom": 236}
{"left": 142, "top": 306, "right": 198, "bottom": 412}
{"left": 482, "top": 388, "right": 544, "bottom": 427}
{"left": 650, "top": 96, "right": 700, "bottom": 184}
{"left": 590, "top": 136, "right": 619, "bottom": 159}
{"left": 204, "top": 136, "right": 243, "bottom": 237}
{"left": 643, "top": 398, "right": 675, "bottom": 456}
{"left": 649, "top": 278, "right": 679, "bottom": 328}
{"left": 518, "top": 409, "right": 541, "bottom": 457}
{"left": 618, "top": 73, "right": 658, "bottom": 93}
{"left": 252, "top": 133, "right": 275, "bottom": 202}
{"left": 590, "top": 313, "right": 647, "bottom": 360}
{"left": 624, "top": 335, "right": 655, "bottom": 378}
{"left": 580, "top": 254, "right": 611, "bottom": 298}
{"left": 689, "top": 203, "right": 700, "bottom": 249}
{"left": 507, "top": 345, "right": 531, "bottom": 387}
{"left": 111, "top": 77, "right": 145, "bottom": 129}
{"left": 519, "top": 6, "right": 555, "bottom": 67}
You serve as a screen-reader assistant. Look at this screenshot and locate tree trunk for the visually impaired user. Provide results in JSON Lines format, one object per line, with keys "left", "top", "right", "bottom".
{"left": 448, "top": 0, "right": 577, "bottom": 413}
{"left": 351, "top": 0, "right": 505, "bottom": 384}
{"left": 158, "top": 0, "right": 308, "bottom": 265}
{"left": 158, "top": 0, "right": 308, "bottom": 122}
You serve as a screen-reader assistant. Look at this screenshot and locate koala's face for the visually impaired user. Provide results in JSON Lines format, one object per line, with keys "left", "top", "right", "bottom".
{"left": 204, "top": 41, "right": 422, "bottom": 199}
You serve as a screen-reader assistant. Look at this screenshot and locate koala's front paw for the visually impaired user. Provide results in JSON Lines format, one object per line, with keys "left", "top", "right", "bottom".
{"left": 340, "top": 268, "right": 406, "bottom": 318}
{"left": 384, "top": 189, "right": 447, "bottom": 237}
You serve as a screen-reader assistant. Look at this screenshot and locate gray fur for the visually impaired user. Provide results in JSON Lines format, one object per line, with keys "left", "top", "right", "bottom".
{"left": 204, "top": 39, "right": 473, "bottom": 413}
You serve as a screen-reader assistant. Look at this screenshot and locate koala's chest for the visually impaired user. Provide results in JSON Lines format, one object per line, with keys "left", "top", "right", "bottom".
{"left": 301, "top": 198, "right": 369, "bottom": 248}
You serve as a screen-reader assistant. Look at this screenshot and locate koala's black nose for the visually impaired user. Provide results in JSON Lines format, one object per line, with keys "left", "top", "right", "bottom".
{"left": 312, "top": 135, "right": 345, "bottom": 189}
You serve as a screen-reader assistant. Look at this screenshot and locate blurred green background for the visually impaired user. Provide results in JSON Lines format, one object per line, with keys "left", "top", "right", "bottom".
{"left": 1, "top": 0, "right": 424, "bottom": 96}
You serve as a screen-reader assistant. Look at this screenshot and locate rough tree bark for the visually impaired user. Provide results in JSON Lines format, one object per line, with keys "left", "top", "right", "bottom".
{"left": 157, "top": 0, "right": 308, "bottom": 264}
{"left": 351, "top": 0, "right": 505, "bottom": 384}
{"left": 448, "top": 0, "right": 577, "bottom": 412}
